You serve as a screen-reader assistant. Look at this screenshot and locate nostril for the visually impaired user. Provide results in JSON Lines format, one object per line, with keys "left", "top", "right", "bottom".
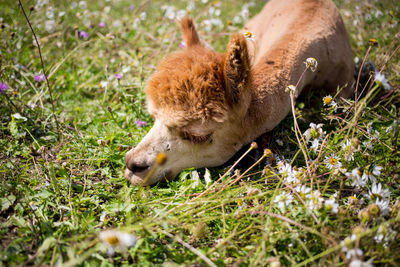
{"left": 127, "top": 162, "right": 151, "bottom": 173}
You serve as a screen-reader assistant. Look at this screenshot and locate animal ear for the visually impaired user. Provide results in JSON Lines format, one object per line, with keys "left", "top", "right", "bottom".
{"left": 224, "top": 33, "right": 251, "bottom": 104}
{"left": 179, "top": 16, "right": 201, "bottom": 47}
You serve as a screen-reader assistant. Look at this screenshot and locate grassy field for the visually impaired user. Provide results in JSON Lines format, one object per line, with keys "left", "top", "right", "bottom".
{"left": 1, "top": 0, "right": 399, "bottom": 266}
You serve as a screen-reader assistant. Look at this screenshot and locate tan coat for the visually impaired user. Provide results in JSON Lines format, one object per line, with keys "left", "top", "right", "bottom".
{"left": 125, "top": 0, "right": 354, "bottom": 185}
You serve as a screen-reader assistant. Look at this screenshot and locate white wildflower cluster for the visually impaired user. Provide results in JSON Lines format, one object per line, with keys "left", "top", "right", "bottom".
{"left": 374, "top": 225, "right": 395, "bottom": 247}
{"left": 303, "top": 123, "right": 326, "bottom": 153}
{"left": 346, "top": 165, "right": 382, "bottom": 188}
{"left": 231, "top": 2, "right": 255, "bottom": 25}
{"left": 341, "top": 139, "right": 358, "bottom": 161}
{"left": 277, "top": 161, "right": 300, "bottom": 184}
{"left": 133, "top": 11, "right": 147, "bottom": 28}
{"left": 273, "top": 191, "right": 293, "bottom": 210}
{"left": 295, "top": 185, "right": 323, "bottom": 210}
{"left": 203, "top": 18, "right": 224, "bottom": 31}
{"left": 35, "top": 0, "right": 49, "bottom": 9}
{"left": 201, "top": 0, "right": 225, "bottom": 31}
{"left": 294, "top": 185, "right": 339, "bottom": 213}
{"left": 341, "top": 234, "right": 373, "bottom": 267}
{"left": 324, "top": 194, "right": 339, "bottom": 214}
{"left": 345, "top": 165, "right": 391, "bottom": 216}
{"left": 161, "top": 5, "right": 187, "bottom": 21}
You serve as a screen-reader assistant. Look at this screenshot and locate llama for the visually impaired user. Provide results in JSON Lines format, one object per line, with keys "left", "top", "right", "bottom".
{"left": 124, "top": 0, "right": 354, "bottom": 185}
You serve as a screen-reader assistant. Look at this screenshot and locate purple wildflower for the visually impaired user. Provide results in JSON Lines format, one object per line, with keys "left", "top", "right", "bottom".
{"left": 79, "top": 30, "right": 89, "bottom": 39}
{"left": 98, "top": 22, "right": 106, "bottom": 28}
{"left": 135, "top": 120, "right": 147, "bottom": 127}
{"left": 115, "top": 73, "right": 123, "bottom": 80}
{"left": 0, "top": 82, "right": 8, "bottom": 94}
{"left": 35, "top": 74, "right": 46, "bottom": 82}
{"left": 129, "top": 5, "right": 135, "bottom": 10}
{"left": 179, "top": 42, "right": 186, "bottom": 49}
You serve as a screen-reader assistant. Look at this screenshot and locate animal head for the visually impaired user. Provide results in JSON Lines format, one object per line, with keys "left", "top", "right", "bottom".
{"left": 124, "top": 17, "right": 252, "bottom": 185}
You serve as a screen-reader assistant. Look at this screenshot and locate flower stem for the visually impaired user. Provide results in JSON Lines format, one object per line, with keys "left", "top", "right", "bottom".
{"left": 18, "top": 0, "right": 61, "bottom": 140}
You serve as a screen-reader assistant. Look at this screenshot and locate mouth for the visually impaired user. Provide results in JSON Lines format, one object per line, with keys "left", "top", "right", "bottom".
{"left": 124, "top": 167, "right": 149, "bottom": 185}
{"left": 124, "top": 167, "right": 172, "bottom": 186}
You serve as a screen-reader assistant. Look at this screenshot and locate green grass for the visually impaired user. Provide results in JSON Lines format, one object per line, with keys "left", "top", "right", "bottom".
{"left": 1, "top": 0, "right": 399, "bottom": 266}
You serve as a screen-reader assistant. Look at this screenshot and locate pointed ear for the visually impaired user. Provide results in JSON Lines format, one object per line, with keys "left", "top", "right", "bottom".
{"left": 179, "top": 16, "right": 201, "bottom": 47}
{"left": 224, "top": 33, "right": 251, "bottom": 105}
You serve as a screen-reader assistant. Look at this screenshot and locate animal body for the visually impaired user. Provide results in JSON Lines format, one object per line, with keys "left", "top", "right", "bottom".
{"left": 124, "top": 0, "right": 354, "bottom": 185}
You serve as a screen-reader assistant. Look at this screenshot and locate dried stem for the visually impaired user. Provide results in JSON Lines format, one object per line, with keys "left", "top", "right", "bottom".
{"left": 290, "top": 67, "right": 311, "bottom": 175}
{"left": 18, "top": 0, "right": 61, "bottom": 139}
{"left": 193, "top": 143, "right": 255, "bottom": 200}
{"left": 354, "top": 45, "right": 371, "bottom": 109}
{"left": 162, "top": 230, "right": 217, "bottom": 267}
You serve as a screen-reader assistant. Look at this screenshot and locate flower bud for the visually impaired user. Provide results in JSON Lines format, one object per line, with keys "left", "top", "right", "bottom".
{"left": 367, "top": 203, "right": 380, "bottom": 217}
{"left": 156, "top": 152, "right": 167, "bottom": 165}
{"left": 264, "top": 148, "right": 272, "bottom": 157}
{"left": 250, "top": 142, "right": 258, "bottom": 149}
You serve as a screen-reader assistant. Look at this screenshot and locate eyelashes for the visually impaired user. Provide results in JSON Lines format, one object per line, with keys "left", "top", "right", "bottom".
{"left": 180, "top": 131, "right": 212, "bottom": 144}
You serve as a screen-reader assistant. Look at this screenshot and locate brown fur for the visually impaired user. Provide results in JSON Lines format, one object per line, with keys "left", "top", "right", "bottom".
{"left": 124, "top": 0, "right": 354, "bottom": 185}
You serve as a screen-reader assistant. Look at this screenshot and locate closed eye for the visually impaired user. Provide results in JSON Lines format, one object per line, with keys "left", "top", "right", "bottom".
{"left": 180, "top": 131, "right": 212, "bottom": 144}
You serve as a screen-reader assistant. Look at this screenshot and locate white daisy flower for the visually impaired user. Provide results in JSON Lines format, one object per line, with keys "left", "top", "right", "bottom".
{"left": 362, "top": 140, "right": 373, "bottom": 150}
{"left": 368, "top": 183, "right": 390, "bottom": 201}
{"left": 374, "top": 198, "right": 390, "bottom": 216}
{"left": 274, "top": 192, "right": 293, "bottom": 210}
{"left": 325, "top": 198, "right": 339, "bottom": 214}
{"left": 307, "top": 190, "right": 324, "bottom": 210}
{"left": 363, "top": 166, "right": 382, "bottom": 183}
{"left": 346, "top": 248, "right": 363, "bottom": 260}
{"left": 324, "top": 154, "right": 342, "bottom": 170}
{"left": 374, "top": 71, "right": 392, "bottom": 90}
{"left": 346, "top": 168, "right": 367, "bottom": 188}
{"left": 341, "top": 139, "right": 355, "bottom": 161}
{"left": 99, "top": 230, "right": 137, "bottom": 256}
{"left": 349, "top": 259, "right": 373, "bottom": 267}
{"left": 277, "top": 161, "right": 299, "bottom": 184}
{"left": 165, "top": 7, "right": 175, "bottom": 20}
{"left": 322, "top": 95, "right": 337, "bottom": 111}
{"left": 310, "top": 139, "right": 320, "bottom": 153}
{"left": 294, "top": 185, "right": 311, "bottom": 199}
{"left": 243, "top": 31, "right": 255, "bottom": 41}
{"left": 303, "top": 123, "right": 325, "bottom": 143}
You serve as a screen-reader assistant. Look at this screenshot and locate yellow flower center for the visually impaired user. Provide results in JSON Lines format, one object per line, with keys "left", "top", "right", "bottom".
{"left": 237, "top": 199, "right": 243, "bottom": 206}
{"left": 324, "top": 97, "right": 332, "bottom": 105}
{"left": 310, "top": 128, "right": 319, "bottom": 139}
{"left": 106, "top": 236, "right": 120, "bottom": 246}
{"left": 329, "top": 158, "right": 337, "bottom": 165}
{"left": 244, "top": 31, "right": 253, "bottom": 38}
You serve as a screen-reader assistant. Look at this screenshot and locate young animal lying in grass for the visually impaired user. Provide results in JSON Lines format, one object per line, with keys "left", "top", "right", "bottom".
{"left": 124, "top": 0, "right": 354, "bottom": 185}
